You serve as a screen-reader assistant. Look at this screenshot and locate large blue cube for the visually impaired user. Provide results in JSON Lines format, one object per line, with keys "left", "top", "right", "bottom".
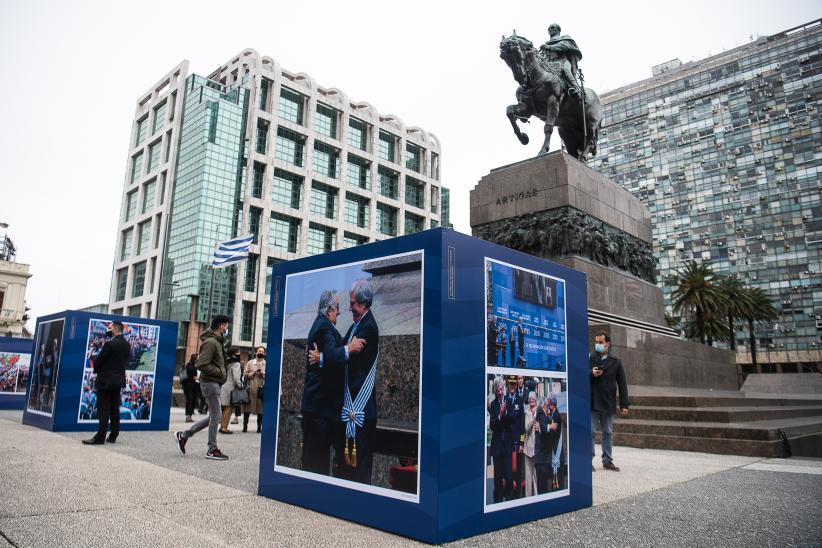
{"left": 259, "top": 229, "right": 591, "bottom": 543}
{"left": 21, "top": 310, "right": 177, "bottom": 432}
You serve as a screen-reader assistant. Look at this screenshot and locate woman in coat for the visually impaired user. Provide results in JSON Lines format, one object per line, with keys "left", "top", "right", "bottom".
{"left": 219, "top": 348, "right": 243, "bottom": 434}
{"left": 523, "top": 391, "right": 538, "bottom": 497}
{"left": 181, "top": 354, "right": 198, "bottom": 423}
{"left": 242, "top": 345, "right": 265, "bottom": 432}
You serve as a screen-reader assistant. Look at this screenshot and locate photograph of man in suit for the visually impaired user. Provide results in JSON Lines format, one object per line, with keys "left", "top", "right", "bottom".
{"left": 335, "top": 279, "right": 380, "bottom": 484}
{"left": 506, "top": 375, "right": 524, "bottom": 499}
{"left": 302, "top": 290, "right": 364, "bottom": 475}
{"left": 82, "top": 321, "right": 130, "bottom": 445}
{"left": 489, "top": 376, "right": 514, "bottom": 503}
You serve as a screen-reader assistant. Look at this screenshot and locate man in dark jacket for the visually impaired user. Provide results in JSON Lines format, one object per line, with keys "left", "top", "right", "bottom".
{"left": 590, "top": 332, "right": 629, "bottom": 471}
{"left": 489, "top": 377, "right": 513, "bottom": 502}
{"left": 83, "top": 321, "right": 130, "bottom": 445}
{"left": 175, "top": 315, "right": 230, "bottom": 460}
{"left": 334, "top": 279, "right": 379, "bottom": 484}
{"left": 302, "top": 290, "right": 364, "bottom": 475}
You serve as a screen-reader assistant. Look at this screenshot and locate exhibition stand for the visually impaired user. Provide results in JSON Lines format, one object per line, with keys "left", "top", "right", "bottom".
{"left": 259, "top": 228, "right": 591, "bottom": 543}
{"left": 21, "top": 310, "right": 177, "bottom": 432}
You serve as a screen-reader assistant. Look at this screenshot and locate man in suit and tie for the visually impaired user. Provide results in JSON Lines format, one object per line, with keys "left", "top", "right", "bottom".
{"left": 489, "top": 377, "right": 514, "bottom": 503}
{"left": 590, "top": 332, "right": 630, "bottom": 471}
{"left": 516, "top": 318, "right": 526, "bottom": 366}
{"left": 302, "top": 290, "right": 364, "bottom": 475}
{"left": 83, "top": 321, "right": 131, "bottom": 445}
{"left": 334, "top": 279, "right": 380, "bottom": 484}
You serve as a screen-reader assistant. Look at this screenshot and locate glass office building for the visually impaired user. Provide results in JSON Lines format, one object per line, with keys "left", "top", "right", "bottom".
{"left": 109, "top": 49, "right": 447, "bottom": 349}
{"left": 589, "top": 19, "right": 822, "bottom": 369}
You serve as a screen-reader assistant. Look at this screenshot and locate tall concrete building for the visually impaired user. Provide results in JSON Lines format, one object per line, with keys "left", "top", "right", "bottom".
{"left": 589, "top": 19, "right": 822, "bottom": 370}
{"left": 108, "top": 49, "right": 447, "bottom": 350}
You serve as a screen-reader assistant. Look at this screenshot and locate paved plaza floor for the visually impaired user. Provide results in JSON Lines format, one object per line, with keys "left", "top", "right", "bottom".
{"left": 1, "top": 408, "right": 820, "bottom": 547}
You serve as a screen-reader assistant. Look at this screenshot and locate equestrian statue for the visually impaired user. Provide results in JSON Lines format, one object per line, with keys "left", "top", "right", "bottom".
{"left": 500, "top": 24, "right": 602, "bottom": 162}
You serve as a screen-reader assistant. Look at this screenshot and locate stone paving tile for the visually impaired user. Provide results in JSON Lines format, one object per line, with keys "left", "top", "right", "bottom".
{"left": 0, "top": 507, "right": 222, "bottom": 548}
{"left": 145, "top": 495, "right": 421, "bottom": 548}
{"left": 0, "top": 459, "right": 133, "bottom": 519}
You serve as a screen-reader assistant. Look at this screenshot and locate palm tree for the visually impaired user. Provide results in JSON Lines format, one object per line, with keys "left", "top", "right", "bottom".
{"left": 742, "top": 287, "right": 779, "bottom": 368}
{"left": 717, "top": 276, "right": 752, "bottom": 351}
{"left": 670, "top": 261, "right": 726, "bottom": 345}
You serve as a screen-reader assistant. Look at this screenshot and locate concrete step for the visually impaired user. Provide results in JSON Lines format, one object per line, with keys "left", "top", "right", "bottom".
{"left": 628, "top": 405, "right": 822, "bottom": 423}
{"left": 611, "top": 416, "right": 822, "bottom": 441}
{"left": 604, "top": 431, "right": 789, "bottom": 458}
{"left": 630, "top": 394, "right": 822, "bottom": 408}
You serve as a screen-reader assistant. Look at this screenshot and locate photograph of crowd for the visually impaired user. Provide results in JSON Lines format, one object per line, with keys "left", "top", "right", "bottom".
{"left": 78, "top": 370, "right": 154, "bottom": 422}
{"left": 275, "top": 251, "right": 423, "bottom": 501}
{"left": 485, "top": 373, "right": 569, "bottom": 509}
{"left": 26, "top": 319, "right": 65, "bottom": 416}
{"left": 486, "top": 259, "right": 567, "bottom": 372}
{"left": 0, "top": 351, "right": 30, "bottom": 394}
{"left": 85, "top": 319, "right": 160, "bottom": 372}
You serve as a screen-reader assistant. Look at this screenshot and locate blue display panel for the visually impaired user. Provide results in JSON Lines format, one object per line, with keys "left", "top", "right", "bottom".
{"left": 21, "top": 311, "right": 177, "bottom": 432}
{"left": 487, "top": 259, "right": 567, "bottom": 371}
{"left": 0, "top": 336, "right": 34, "bottom": 410}
{"left": 258, "top": 229, "right": 590, "bottom": 543}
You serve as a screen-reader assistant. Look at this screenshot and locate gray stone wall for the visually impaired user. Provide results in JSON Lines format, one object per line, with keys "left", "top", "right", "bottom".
{"left": 589, "top": 324, "right": 739, "bottom": 390}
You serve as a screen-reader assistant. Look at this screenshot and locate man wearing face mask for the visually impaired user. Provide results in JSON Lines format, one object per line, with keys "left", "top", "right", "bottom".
{"left": 175, "top": 314, "right": 231, "bottom": 460}
{"left": 590, "top": 332, "right": 629, "bottom": 472}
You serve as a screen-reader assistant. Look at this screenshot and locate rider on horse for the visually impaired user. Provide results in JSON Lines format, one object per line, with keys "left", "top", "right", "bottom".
{"left": 539, "top": 23, "right": 582, "bottom": 97}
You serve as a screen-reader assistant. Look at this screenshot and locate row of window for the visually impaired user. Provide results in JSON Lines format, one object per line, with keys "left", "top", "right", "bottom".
{"left": 113, "top": 257, "right": 158, "bottom": 303}
{"left": 258, "top": 206, "right": 433, "bottom": 254}
{"left": 133, "top": 92, "right": 176, "bottom": 148}
{"left": 124, "top": 173, "right": 167, "bottom": 223}
{"left": 119, "top": 214, "right": 163, "bottom": 262}
{"left": 256, "top": 85, "right": 440, "bottom": 179}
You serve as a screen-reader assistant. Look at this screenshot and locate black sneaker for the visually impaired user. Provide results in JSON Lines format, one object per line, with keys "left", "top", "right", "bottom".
{"left": 206, "top": 448, "right": 229, "bottom": 460}
{"left": 174, "top": 431, "right": 187, "bottom": 455}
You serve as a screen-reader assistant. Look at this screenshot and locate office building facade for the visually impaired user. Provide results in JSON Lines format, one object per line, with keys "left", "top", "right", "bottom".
{"left": 109, "top": 49, "right": 446, "bottom": 349}
{"left": 589, "top": 19, "right": 822, "bottom": 369}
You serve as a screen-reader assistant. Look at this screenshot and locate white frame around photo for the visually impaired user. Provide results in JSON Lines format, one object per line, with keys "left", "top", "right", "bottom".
{"left": 483, "top": 257, "right": 571, "bottom": 513}
{"left": 273, "top": 249, "right": 425, "bottom": 503}
{"left": 76, "top": 318, "right": 160, "bottom": 424}
{"left": 26, "top": 319, "right": 65, "bottom": 417}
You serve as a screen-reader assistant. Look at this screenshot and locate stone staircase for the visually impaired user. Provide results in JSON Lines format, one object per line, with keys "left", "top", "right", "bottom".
{"left": 599, "top": 386, "right": 822, "bottom": 458}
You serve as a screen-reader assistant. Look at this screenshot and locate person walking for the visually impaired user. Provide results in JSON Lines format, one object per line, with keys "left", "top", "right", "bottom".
{"left": 219, "top": 348, "right": 243, "bottom": 434}
{"left": 82, "top": 321, "right": 130, "bottom": 445}
{"left": 590, "top": 332, "right": 630, "bottom": 471}
{"left": 181, "top": 354, "right": 199, "bottom": 423}
{"left": 174, "top": 315, "right": 230, "bottom": 460}
{"left": 243, "top": 346, "right": 266, "bottom": 433}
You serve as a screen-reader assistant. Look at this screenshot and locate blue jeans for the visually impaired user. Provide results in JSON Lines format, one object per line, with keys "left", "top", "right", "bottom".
{"left": 591, "top": 410, "right": 614, "bottom": 464}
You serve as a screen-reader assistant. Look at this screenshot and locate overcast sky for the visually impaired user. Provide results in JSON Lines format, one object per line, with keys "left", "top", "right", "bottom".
{"left": 1, "top": 0, "right": 818, "bottom": 326}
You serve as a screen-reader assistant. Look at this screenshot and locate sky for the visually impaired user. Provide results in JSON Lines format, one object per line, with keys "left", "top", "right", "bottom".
{"left": 0, "top": 0, "right": 819, "bottom": 327}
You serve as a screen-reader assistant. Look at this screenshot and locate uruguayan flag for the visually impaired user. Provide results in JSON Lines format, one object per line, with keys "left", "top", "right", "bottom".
{"left": 212, "top": 234, "right": 254, "bottom": 268}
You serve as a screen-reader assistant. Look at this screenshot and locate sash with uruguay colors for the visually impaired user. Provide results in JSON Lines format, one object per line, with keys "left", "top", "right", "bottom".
{"left": 340, "top": 319, "right": 378, "bottom": 467}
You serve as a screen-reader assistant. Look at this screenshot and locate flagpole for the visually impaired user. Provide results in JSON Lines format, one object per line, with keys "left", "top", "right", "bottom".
{"left": 207, "top": 226, "right": 218, "bottom": 326}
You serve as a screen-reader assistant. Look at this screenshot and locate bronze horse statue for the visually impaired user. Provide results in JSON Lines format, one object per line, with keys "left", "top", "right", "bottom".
{"left": 500, "top": 33, "right": 602, "bottom": 161}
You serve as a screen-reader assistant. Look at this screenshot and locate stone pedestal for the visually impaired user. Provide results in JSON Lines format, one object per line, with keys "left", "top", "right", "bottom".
{"left": 470, "top": 151, "right": 738, "bottom": 390}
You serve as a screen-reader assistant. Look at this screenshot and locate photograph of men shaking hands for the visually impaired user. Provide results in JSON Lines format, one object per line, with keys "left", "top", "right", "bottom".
{"left": 304, "top": 279, "right": 378, "bottom": 483}
{"left": 275, "top": 252, "right": 423, "bottom": 497}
